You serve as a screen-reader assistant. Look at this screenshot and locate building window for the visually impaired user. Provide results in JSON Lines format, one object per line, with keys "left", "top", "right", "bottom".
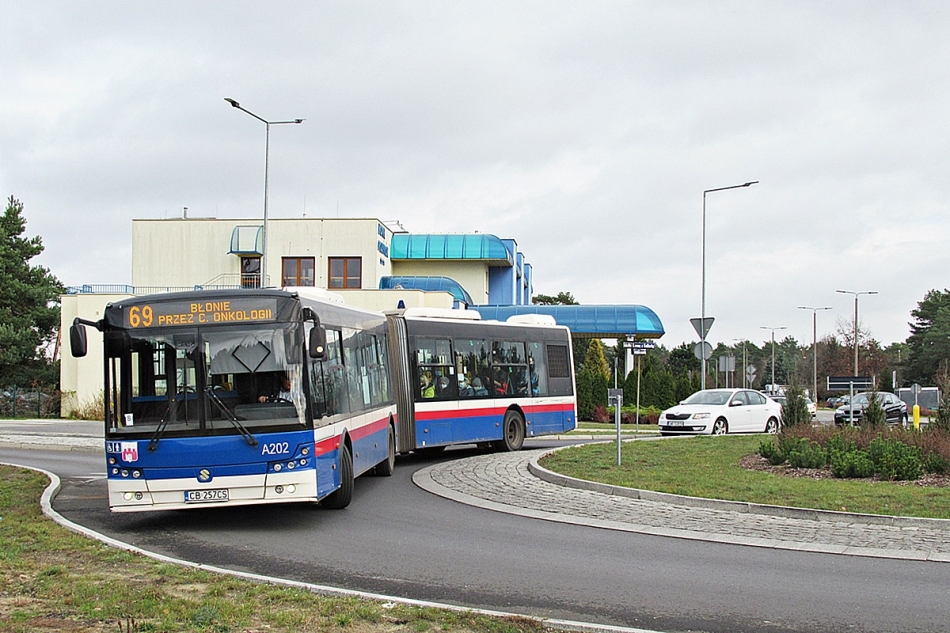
{"left": 282, "top": 257, "right": 315, "bottom": 287}
{"left": 328, "top": 257, "right": 361, "bottom": 289}
{"left": 241, "top": 257, "right": 261, "bottom": 288}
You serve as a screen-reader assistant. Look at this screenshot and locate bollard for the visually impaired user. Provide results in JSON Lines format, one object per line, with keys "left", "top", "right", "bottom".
{"left": 913, "top": 403, "right": 920, "bottom": 430}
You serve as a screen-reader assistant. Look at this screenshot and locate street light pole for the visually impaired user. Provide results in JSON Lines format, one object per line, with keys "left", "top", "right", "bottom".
{"left": 760, "top": 326, "right": 787, "bottom": 392}
{"left": 836, "top": 290, "right": 878, "bottom": 376}
{"left": 733, "top": 338, "right": 747, "bottom": 388}
{"left": 225, "top": 98, "right": 304, "bottom": 288}
{"left": 701, "top": 180, "right": 758, "bottom": 390}
{"left": 798, "top": 306, "right": 832, "bottom": 402}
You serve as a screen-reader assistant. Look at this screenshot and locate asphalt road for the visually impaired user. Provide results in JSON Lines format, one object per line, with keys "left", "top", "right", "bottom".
{"left": 4, "top": 435, "right": 950, "bottom": 633}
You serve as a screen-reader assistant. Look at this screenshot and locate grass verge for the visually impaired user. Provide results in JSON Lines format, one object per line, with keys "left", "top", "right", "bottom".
{"left": 538, "top": 435, "right": 950, "bottom": 519}
{"left": 0, "top": 465, "right": 546, "bottom": 633}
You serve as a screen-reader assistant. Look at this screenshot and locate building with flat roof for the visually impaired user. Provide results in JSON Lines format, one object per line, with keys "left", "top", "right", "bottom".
{"left": 60, "top": 215, "right": 663, "bottom": 415}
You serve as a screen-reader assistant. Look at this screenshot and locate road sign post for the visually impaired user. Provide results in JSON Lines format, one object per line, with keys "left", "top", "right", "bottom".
{"left": 609, "top": 388, "right": 624, "bottom": 466}
{"left": 827, "top": 376, "right": 874, "bottom": 426}
{"left": 690, "top": 317, "right": 715, "bottom": 390}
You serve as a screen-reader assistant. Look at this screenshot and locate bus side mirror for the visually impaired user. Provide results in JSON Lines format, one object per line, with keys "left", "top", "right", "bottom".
{"left": 70, "top": 322, "right": 88, "bottom": 358}
{"left": 309, "top": 325, "right": 327, "bottom": 361}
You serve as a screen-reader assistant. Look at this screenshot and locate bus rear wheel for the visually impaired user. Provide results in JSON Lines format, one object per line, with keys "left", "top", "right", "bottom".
{"left": 322, "top": 446, "right": 353, "bottom": 509}
{"left": 373, "top": 426, "right": 396, "bottom": 476}
{"left": 493, "top": 410, "right": 525, "bottom": 452}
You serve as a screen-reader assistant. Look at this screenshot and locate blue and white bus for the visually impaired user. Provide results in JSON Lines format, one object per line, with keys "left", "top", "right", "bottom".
{"left": 386, "top": 308, "right": 577, "bottom": 453}
{"left": 70, "top": 288, "right": 396, "bottom": 512}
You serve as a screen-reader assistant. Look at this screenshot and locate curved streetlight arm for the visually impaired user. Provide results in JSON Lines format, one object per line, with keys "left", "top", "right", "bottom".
{"left": 225, "top": 97, "right": 305, "bottom": 288}
{"left": 699, "top": 180, "right": 758, "bottom": 390}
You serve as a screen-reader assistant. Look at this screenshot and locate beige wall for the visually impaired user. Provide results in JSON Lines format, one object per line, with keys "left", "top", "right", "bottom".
{"left": 132, "top": 217, "right": 394, "bottom": 289}
{"left": 60, "top": 292, "right": 133, "bottom": 417}
{"left": 132, "top": 219, "right": 238, "bottom": 288}
{"left": 390, "top": 260, "right": 489, "bottom": 304}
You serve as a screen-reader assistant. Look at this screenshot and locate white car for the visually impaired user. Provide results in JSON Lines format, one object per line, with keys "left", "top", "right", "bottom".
{"left": 659, "top": 389, "right": 782, "bottom": 436}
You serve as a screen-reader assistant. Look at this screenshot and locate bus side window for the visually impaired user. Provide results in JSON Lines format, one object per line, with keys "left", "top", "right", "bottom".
{"left": 312, "top": 329, "right": 346, "bottom": 420}
{"left": 455, "top": 338, "right": 488, "bottom": 398}
{"left": 527, "top": 342, "right": 548, "bottom": 396}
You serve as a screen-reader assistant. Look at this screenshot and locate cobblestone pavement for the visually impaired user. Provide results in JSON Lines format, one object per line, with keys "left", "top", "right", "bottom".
{"left": 413, "top": 446, "right": 950, "bottom": 563}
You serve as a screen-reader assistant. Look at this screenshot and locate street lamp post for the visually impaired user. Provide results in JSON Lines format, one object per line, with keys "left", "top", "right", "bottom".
{"left": 225, "top": 98, "right": 304, "bottom": 288}
{"left": 836, "top": 290, "right": 878, "bottom": 376}
{"left": 760, "top": 326, "right": 787, "bottom": 392}
{"left": 701, "top": 180, "right": 758, "bottom": 390}
{"left": 733, "top": 338, "right": 747, "bottom": 388}
{"left": 798, "top": 306, "right": 832, "bottom": 403}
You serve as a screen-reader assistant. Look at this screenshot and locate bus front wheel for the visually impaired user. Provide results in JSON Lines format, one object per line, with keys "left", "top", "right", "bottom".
{"left": 494, "top": 410, "right": 525, "bottom": 452}
{"left": 322, "top": 447, "right": 354, "bottom": 509}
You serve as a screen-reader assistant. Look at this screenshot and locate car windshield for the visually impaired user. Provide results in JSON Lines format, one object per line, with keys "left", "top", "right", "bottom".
{"left": 682, "top": 390, "right": 733, "bottom": 406}
{"left": 851, "top": 394, "right": 870, "bottom": 405}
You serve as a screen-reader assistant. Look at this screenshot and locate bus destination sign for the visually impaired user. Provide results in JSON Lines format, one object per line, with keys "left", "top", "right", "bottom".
{"left": 124, "top": 298, "right": 279, "bottom": 328}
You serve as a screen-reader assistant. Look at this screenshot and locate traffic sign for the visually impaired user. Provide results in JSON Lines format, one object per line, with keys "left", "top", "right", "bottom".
{"left": 746, "top": 365, "right": 757, "bottom": 383}
{"left": 623, "top": 340, "right": 656, "bottom": 350}
{"left": 690, "top": 317, "right": 715, "bottom": 339}
{"left": 693, "top": 341, "right": 713, "bottom": 360}
{"left": 827, "top": 376, "right": 873, "bottom": 390}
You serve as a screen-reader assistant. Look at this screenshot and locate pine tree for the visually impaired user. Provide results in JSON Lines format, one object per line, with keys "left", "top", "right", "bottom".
{"left": 0, "top": 197, "right": 63, "bottom": 387}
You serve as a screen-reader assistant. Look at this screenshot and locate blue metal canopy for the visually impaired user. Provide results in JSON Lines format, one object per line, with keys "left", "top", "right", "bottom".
{"left": 390, "top": 234, "right": 512, "bottom": 266}
{"left": 379, "top": 276, "right": 474, "bottom": 305}
{"left": 470, "top": 305, "right": 664, "bottom": 339}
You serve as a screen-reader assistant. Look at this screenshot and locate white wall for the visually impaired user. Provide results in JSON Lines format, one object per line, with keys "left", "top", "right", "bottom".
{"left": 59, "top": 292, "right": 133, "bottom": 417}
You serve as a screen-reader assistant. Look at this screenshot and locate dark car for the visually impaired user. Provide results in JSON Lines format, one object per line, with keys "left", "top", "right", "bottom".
{"left": 834, "top": 392, "right": 907, "bottom": 426}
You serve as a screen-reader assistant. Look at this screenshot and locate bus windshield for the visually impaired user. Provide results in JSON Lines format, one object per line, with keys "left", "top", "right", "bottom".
{"left": 105, "top": 323, "right": 308, "bottom": 438}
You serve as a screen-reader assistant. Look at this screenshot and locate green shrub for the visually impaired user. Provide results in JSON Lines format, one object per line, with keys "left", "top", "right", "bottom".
{"left": 831, "top": 449, "right": 875, "bottom": 478}
{"left": 780, "top": 385, "right": 811, "bottom": 428}
{"left": 923, "top": 451, "right": 949, "bottom": 475}
{"left": 869, "top": 436, "right": 923, "bottom": 481}
{"left": 862, "top": 390, "right": 887, "bottom": 428}
{"left": 758, "top": 440, "right": 785, "bottom": 465}
{"left": 786, "top": 440, "right": 827, "bottom": 469}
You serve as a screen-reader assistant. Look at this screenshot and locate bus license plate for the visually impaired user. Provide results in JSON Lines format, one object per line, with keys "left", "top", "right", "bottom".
{"left": 184, "top": 489, "right": 229, "bottom": 503}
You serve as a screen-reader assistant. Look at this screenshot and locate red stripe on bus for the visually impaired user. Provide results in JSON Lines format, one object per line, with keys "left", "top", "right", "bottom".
{"left": 350, "top": 416, "right": 390, "bottom": 441}
{"left": 414, "top": 402, "right": 574, "bottom": 421}
{"left": 314, "top": 435, "right": 341, "bottom": 456}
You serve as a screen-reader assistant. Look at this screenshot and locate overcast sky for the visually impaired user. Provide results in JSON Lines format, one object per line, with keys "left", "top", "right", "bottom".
{"left": 2, "top": 1, "right": 948, "bottom": 349}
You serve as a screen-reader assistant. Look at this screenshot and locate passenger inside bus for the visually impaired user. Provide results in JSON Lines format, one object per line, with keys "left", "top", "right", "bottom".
{"left": 492, "top": 367, "right": 509, "bottom": 395}
{"left": 471, "top": 376, "right": 488, "bottom": 396}
{"left": 420, "top": 370, "right": 435, "bottom": 399}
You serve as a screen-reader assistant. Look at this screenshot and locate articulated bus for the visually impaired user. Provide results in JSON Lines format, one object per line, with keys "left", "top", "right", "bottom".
{"left": 386, "top": 308, "right": 577, "bottom": 453}
{"left": 69, "top": 288, "right": 397, "bottom": 512}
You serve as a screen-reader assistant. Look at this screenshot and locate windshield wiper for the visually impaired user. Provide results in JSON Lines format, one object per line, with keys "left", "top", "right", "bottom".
{"left": 147, "top": 400, "right": 173, "bottom": 452}
{"left": 207, "top": 387, "right": 258, "bottom": 447}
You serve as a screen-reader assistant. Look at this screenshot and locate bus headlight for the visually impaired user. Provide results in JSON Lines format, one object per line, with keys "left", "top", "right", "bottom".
{"left": 273, "top": 463, "right": 282, "bottom": 472}
{"left": 286, "top": 484, "right": 296, "bottom": 493}
{"left": 287, "top": 461, "right": 295, "bottom": 470}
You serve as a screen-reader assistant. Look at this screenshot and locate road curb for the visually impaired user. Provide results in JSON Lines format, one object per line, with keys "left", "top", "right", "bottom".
{"left": 527, "top": 442, "right": 950, "bottom": 531}
{"left": 0, "top": 459, "right": 664, "bottom": 633}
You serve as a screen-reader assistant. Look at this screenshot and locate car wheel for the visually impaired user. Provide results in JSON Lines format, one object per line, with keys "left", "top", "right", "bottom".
{"left": 765, "top": 417, "right": 779, "bottom": 434}
{"left": 712, "top": 418, "right": 728, "bottom": 435}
